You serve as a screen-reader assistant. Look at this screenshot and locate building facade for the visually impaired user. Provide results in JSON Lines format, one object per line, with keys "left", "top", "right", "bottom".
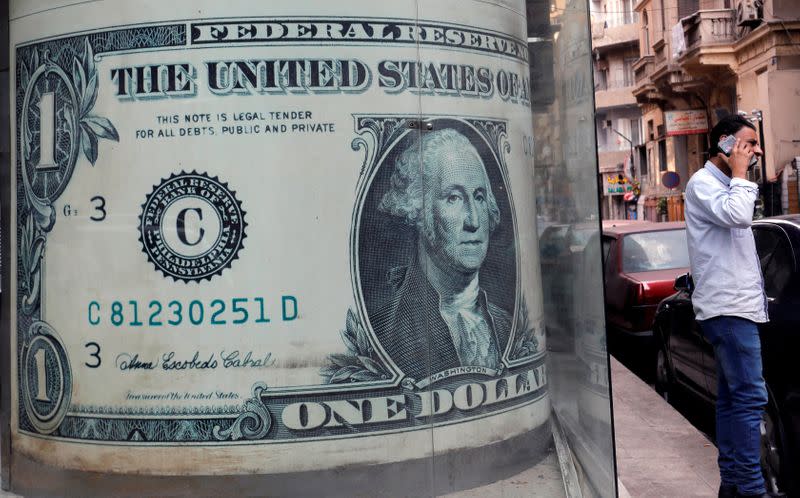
{"left": 633, "top": 0, "right": 800, "bottom": 220}
{"left": 591, "top": 0, "right": 644, "bottom": 220}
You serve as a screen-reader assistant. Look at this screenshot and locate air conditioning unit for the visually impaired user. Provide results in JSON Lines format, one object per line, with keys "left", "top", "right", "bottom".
{"left": 737, "top": 0, "right": 762, "bottom": 27}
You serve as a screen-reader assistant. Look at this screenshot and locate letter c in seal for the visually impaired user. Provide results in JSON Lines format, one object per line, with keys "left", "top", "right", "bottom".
{"left": 139, "top": 171, "right": 246, "bottom": 283}
{"left": 177, "top": 207, "right": 204, "bottom": 246}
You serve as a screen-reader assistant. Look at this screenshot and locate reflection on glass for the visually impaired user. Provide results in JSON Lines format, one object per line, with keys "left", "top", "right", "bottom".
{"left": 530, "top": 0, "right": 617, "bottom": 495}
{"left": 622, "top": 229, "right": 689, "bottom": 272}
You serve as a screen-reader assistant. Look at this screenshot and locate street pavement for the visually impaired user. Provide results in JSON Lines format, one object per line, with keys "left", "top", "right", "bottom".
{"left": 452, "top": 353, "right": 720, "bottom": 497}
{"left": 611, "top": 356, "right": 721, "bottom": 497}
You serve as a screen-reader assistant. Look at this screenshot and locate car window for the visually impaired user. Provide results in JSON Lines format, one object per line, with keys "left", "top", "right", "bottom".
{"left": 570, "top": 228, "right": 595, "bottom": 249}
{"left": 540, "top": 226, "right": 568, "bottom": 259}
{"left": 763, "top": 232, "right": 794, "bottom": 298}
{"left": 753, "top": 228, "right": 781, "bottom": 273}
{"left": 601, "top": 236, "right": 613, "bottom": 267}
{"left": 621, "top": 229, "right": 689, "bottom": 273}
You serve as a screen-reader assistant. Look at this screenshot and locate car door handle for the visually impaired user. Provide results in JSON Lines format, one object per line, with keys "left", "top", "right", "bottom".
{"left": 767, "top": 297, "right": 775, "bottom": 303}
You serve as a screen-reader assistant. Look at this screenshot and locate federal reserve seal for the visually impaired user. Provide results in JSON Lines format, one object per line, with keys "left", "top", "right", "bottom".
{"left": 139, "top": 171, "right": 246, "bottom": 282}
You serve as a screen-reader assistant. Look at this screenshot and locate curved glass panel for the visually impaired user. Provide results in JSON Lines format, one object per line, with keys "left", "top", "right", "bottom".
{"left": 1, "top": 0, "right": 615, "bottom": 495}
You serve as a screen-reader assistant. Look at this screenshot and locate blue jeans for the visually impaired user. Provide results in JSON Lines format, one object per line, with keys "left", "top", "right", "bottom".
{"left": 699, "top": 316, "right": 767, "bottom": 496}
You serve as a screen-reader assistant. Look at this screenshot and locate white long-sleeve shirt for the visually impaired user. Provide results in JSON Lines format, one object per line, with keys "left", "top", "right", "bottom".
{"left": 684, "top": 161, "right": 767, "bottom": 322}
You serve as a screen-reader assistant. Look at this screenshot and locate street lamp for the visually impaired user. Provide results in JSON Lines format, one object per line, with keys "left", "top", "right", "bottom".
{"left": 610, "top": 127, "right": 635, "bottom": 181}
{"left": 751, "top": 109, "right": 767, "bottom": 188}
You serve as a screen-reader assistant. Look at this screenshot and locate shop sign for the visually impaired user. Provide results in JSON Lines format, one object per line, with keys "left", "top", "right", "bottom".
{"left": 665, "top": 110, "right": 708, "bottom": 136}
{"left": 604, "top": 173, "right": 635, "bottom": 196}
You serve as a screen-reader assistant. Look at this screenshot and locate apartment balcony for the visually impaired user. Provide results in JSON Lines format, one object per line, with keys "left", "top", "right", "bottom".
{"left": 631, "top": 55, "right": 665, "bottom": 103}
{"left": 652, "top": 39, "right": 669, "bottom": 72}
{"left": 592, "top": 21, "right": 639, "bottom": 50}
{"left": 594, "top": 79, "right": 637, "bottom": 109}
{"left": 597, "top": 150, "right": 630, "bottom": 173}
{"left": 633, "top": 55, "right": 654, "bottom": 85}
{"left": 633, "top": 35, "right": 697, "bottom": 102}
{"left": 649, "top": 38, "right": 685, "bottom": 87}
{"left": 676, "top": 9, "right": 737, "bottom": 72}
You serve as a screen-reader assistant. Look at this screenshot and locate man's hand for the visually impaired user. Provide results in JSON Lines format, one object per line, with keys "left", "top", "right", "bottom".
{"left": 724, "top": 138, "right": 754, "bottom": 179}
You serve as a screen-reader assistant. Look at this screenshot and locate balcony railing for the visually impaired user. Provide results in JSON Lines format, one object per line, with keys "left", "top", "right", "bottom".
{"left": 591, "top": 17, "right": 639, "bottom": 48}
{"left": 654, "top": 41, "right": 667, "bottom": 66}
{"left": 591, "top": 12, "right": 639, "bottom": 28}
{"left": 594, "top": 79, "right": 635, "bottom": 91}
{"left": 633, "top": 55, "right": 654, "bottom": 85}
{"left": 681, "top": 9, "right": 736, "bottom": 53}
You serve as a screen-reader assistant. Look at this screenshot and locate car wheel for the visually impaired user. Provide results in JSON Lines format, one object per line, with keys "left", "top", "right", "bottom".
{"left": 654, "top": 344, "right": 673, "bottom": 402}
{"left": 761, "top": 390, "right": 787, "bottom": 496}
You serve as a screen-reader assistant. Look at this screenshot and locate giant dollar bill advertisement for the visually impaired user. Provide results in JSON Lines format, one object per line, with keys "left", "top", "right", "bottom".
{"left": 10, "top": 0, "right": 547, "bottom": 474}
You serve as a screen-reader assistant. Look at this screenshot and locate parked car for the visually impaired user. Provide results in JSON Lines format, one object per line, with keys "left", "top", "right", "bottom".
{"left": 539, "top": 222, "right": 599, "bottom": 350}
{"left": 540, "top": 222, "right": 597, "bottom": 268}
{"left": 601, "top": 221, "right": 690, "bottom": 369}
{"left": 653, "top": 215, "right": 800, "bottom": 496}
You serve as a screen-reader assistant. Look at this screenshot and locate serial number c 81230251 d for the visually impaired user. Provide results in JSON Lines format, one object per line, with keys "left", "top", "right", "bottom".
{"left": 87, "top": 296, "right": 298, "bottom": 328}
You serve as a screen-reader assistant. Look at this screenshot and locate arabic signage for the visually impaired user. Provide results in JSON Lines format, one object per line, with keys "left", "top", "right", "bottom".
{"left": 665, "top": 110, "right": 708, "bottom": 136}
{"left": 603, "top": 174, "right": 635, "bottom": 196}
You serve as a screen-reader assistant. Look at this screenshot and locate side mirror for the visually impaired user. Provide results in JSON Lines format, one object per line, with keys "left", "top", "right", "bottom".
{"left": 674, "top": 273, "right": 694, "bottom": 293}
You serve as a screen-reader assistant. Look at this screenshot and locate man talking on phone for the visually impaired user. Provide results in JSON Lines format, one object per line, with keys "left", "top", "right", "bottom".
{"left": 684, "top": 114, "right": 772, "bottom": 498}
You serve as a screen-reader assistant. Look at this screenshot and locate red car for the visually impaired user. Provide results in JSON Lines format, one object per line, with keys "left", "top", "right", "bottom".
{"left": 601, "top": 221, "right": 689, "bottom": 367}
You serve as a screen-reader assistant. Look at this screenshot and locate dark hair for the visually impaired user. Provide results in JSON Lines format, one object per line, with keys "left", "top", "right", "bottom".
{"left": 709, "top": 114, "right": 756, "bottom": 156}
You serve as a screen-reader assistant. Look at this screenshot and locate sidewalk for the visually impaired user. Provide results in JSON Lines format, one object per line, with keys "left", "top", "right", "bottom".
{"left": 611, "top": 357, "right": 721, "bottom": 497}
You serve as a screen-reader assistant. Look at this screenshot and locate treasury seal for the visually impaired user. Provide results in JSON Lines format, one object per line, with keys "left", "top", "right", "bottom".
{"left": 139, "top": 171, "right": 246, "bottom": 282}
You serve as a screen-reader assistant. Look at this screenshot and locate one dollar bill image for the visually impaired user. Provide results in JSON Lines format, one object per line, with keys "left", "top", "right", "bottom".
{"left": 10, "top": 0, "right": 549, "bottom": 475}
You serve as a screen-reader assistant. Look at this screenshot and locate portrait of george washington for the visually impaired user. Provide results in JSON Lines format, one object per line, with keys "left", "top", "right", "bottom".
{"left": 362, "top": 127, "right": 515, "bottom": 381}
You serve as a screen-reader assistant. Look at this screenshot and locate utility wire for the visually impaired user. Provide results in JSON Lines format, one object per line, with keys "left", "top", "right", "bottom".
{"left": 552, "top": 4, "right": 688, "bottom": 15}
{"left": 551, "top": 2, "right": 800, "bottom": 18}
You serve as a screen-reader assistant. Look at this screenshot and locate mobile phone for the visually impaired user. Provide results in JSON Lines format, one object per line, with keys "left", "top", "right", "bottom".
{"left": 718, "top": 134, "right": 759, "bottom": 168}
{"left": 718, "top": 135, "right": 737, "bottom": 156}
